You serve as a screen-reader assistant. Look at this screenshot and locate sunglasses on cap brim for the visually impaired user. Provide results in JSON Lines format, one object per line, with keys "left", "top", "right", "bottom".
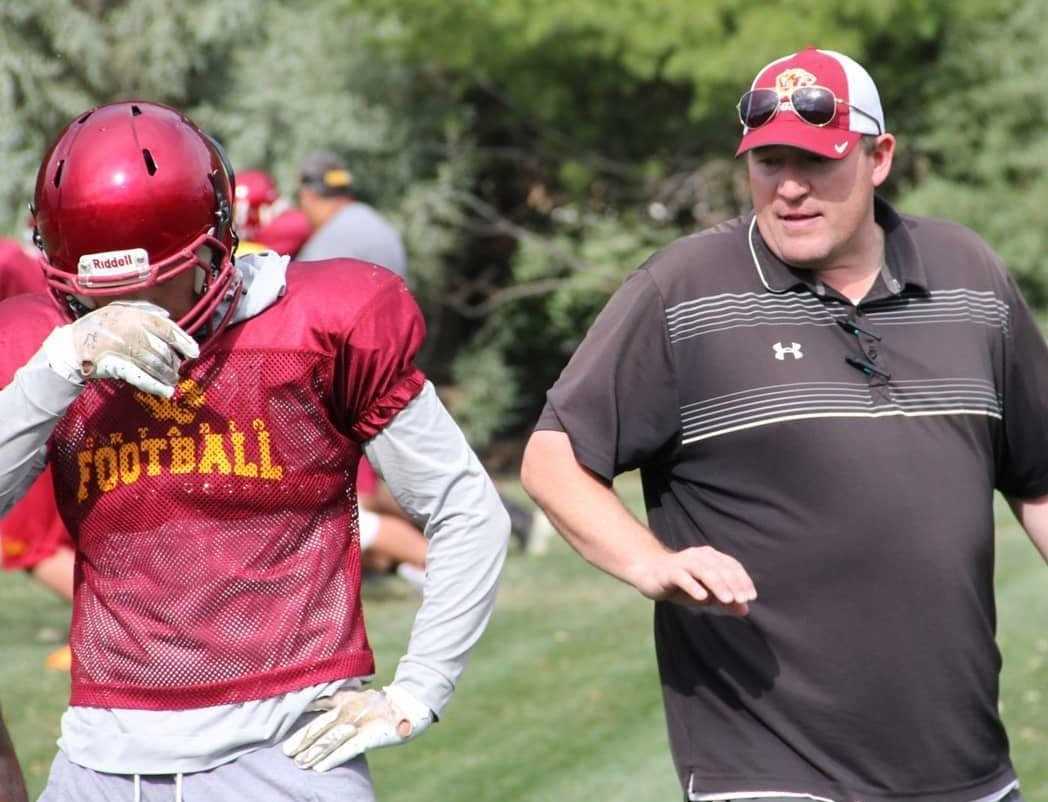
{"left": 737, "top": 85, "right": 883, "bottom": 135}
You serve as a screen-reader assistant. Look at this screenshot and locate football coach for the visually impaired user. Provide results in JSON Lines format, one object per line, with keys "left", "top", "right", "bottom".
{"left": 522, "top": 47, "right": 1048, "bottom": 802}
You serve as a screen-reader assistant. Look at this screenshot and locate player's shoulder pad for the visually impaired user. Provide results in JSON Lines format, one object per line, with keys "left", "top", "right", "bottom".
{"left": 276, "top": 258, "right": 423, "bottom": 346}
{"left": 287, "top": 257, "right": 408, "bottom": 301}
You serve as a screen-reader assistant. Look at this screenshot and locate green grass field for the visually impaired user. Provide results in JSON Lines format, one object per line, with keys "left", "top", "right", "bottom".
{"left": 2, "top": 485, "right": 1045, "bottom": 801}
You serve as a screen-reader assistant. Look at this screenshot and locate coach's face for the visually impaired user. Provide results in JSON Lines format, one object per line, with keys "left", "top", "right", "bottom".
{"left": 748, "top": 136, "right": 894, "bottom": 272}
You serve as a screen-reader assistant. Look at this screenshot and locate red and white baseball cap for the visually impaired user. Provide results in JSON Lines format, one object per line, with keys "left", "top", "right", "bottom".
{"left": 736, "top": 48, "right": 885, "bottom": 160}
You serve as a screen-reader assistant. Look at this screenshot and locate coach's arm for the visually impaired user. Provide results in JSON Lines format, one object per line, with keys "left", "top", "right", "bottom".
{"left": 521, "top": 429, "right": 756, "bottom": 615}
{"left": 1007, "top": 494, "right": 1048, "bottom": 563}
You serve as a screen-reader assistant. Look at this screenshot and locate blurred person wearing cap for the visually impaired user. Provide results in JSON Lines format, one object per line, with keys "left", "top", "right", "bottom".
{"left": 233, "top": 169, "right": 313, "bottom": 259}
{"left": 523, "top": 47, "right": 1047, "bottom": 802}
{"left": 0, "top": 704, "right": 28, "bottom": 802}
{"left": 295, "top": 151, "right": 407, "bottom": 277}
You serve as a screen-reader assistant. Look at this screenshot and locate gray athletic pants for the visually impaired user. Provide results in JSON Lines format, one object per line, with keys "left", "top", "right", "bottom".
{"left": 38, "top": 741, "right": 374, "bottom": 802}
{"left": 716, "top": 792, "right": 1024, "bottom": 802}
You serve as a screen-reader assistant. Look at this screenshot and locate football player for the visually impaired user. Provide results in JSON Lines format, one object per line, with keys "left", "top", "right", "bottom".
{"left": 0, "top": 101, "right": 509, "bottom": 802}
{"left": 233, "top": 168, "right": 313, "bottom": 258}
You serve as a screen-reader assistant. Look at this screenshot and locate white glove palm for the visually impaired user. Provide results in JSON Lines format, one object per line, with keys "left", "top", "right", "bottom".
{"left": 283, "top": 685, "right": 433, "bottom": 773}
{"left": 43, "top": 301, "right": 199, "bottom": 399}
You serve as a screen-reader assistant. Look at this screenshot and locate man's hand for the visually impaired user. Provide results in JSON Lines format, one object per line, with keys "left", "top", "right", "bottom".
{"left": 283, "top": 685, "right": 433, "bottom": 773}
{"left": 629, "top": 545, "right": 757, "bottom": 616}
{"left": 43, "top": 301, "right": 199, "bottom": 398}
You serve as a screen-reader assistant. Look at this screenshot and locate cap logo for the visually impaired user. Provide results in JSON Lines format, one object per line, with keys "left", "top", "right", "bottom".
{"left": 323, "top": 169, "right": 352, "bottom": 188}
{"left": 775, "top": 68, "right": 817, "bottom": 99}
{"left": 77, "top": 247, "right": 150, "bottom": 287}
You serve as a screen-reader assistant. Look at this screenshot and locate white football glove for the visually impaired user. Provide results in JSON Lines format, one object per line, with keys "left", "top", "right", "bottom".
{"left": 282, "top": 685, "right": 434, "bottom": 773}
{"left": 42, "top": 301, "right": 199, "bottom": 399}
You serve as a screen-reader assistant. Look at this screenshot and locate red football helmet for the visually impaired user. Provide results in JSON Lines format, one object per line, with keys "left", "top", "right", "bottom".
{"left": 234, "top": 169, "right": 283, "bottom": 241}
{"left": 32, "top": 101, "right": 239, "bottom": 335}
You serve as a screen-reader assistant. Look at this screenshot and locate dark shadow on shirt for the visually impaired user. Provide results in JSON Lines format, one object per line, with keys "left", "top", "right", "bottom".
{"left": 656, "top": 603, "right": 780, "bottom": 703}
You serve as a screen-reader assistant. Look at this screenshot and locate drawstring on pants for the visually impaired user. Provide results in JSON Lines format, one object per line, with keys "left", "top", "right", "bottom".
{"left": 131, "top": 770, "right": 184, "bottom": 802}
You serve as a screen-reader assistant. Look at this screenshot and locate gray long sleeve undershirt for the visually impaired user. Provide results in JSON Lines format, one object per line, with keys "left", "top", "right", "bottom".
{"left": 0, "top": 348, "right": 82, "bottom": 517}
{"left": 364, "top": 381, "right": 511, "bottom": 714}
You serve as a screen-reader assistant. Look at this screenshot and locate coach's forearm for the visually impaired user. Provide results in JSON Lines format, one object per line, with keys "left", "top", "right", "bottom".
{"left": 1007, "top": 493, "right": 1048, "bottom": 563}
{"left": 522, "top": 431, "right": 756, "bottom": 614}
{"left": 521, "top": 430, "right": 666, "bottom": 586}
{"left": 0, "top": 348, "right": 81, "bottom": 516}
{"left": 0, "top": 707, "right": 29, "bottom": 802}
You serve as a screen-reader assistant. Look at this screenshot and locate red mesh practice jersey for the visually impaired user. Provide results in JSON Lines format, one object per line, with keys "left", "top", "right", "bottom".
{"left": 0, "top": 260, "right": 426, "bottom": 709}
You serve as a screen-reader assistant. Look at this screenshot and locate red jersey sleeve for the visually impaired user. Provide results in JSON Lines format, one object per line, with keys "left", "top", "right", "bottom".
{"left": 336, "top": 279, "right": 426, "bottom": 442}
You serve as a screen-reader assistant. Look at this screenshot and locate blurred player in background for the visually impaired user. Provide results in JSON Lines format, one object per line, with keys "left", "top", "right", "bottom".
{"left": 0, "top": 237, "right": 45, "bottom": 299}
{"left": 0, "top": 238, "right": 74, "bottom": 671}
{"left": 233, "top": 168, "right": 312, "bottom": 258}
{"left": 0, "top": 100, "right": 509, "bottom": 802}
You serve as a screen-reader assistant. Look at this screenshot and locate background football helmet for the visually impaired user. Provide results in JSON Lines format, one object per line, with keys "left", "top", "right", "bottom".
{"left": 234, "top": 169, "right": 283, "bottom": 241}
{"left": 32, "top": 101, "right": 238, "bottom": 335}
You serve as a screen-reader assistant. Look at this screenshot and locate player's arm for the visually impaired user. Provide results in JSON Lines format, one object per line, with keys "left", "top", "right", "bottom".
{"left": 0, "top": 301, "right": 196, "bottom": 516}
{"left": 0, "top": 704, "right": 28, "bottom": 802}
{"left": 522, "top": 430, "right": 755, "bottom": 614}
{"left": 284, "top": 382, "right": 510, "bottom": 772}
{"left": 1006, "top": 494, "right": 1048, "bottom": 563}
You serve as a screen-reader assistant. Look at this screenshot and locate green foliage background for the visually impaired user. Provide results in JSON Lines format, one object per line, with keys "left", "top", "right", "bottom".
{"left": 0, "top": 0, "right": 1042, "bottom": 445}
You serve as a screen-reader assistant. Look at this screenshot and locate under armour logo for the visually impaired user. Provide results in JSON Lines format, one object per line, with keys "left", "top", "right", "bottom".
{"left": 773, "top": 342, "right": 803, "bottom": 360}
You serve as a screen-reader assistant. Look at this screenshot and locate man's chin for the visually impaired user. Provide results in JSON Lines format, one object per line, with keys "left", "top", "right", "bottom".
{"left": 766, "top": 241, "right": 830, "bottom": 271}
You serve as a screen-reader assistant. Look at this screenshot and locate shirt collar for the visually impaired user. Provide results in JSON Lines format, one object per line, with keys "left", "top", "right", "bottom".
{"left": 748, "top": 196, "right": 929, "bottom": 298}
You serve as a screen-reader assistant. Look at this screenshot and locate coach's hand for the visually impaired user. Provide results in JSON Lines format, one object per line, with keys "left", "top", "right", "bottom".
{"left": 631, "top": 545, "right": 757, "bottom": 616}
{"left": 283, "top": 685, "right": 433, "bottom": 773}
{"left": 43, "top": 301, "right": 199, "bottom": 399}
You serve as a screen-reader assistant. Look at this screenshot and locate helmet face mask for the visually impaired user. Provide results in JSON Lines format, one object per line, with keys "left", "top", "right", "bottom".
{"left": 32, "top": 101, "right": 239, "bottom": 335}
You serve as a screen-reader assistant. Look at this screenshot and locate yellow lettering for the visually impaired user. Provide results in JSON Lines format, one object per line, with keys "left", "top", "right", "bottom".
{"left": 94, "top": 447, "right": 119, "bottom": 492}
{"left": 77, "top": 451, "right": 93, "bottom": 502}
{"left": 118, "top": 442, "right": 141, "bottom": 484}
{"left": 170, "top": 435, "right": 196, "bottom": 474}
{"left": 198, "top": 432, "right": 232, "bottom": 475}
{"left": 229, "top": 421, "right": 258, "bottom": 477}
{"left": 253, "top": 419, "right": 284, "bottom": 480}
{"left": 140, "top": 438, "right": 167, "bottom": 476}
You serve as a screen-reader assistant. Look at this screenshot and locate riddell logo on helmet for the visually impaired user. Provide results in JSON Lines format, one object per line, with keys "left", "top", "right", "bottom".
{"left": 77, "top": 248, "right": 150, "bottom": 286}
